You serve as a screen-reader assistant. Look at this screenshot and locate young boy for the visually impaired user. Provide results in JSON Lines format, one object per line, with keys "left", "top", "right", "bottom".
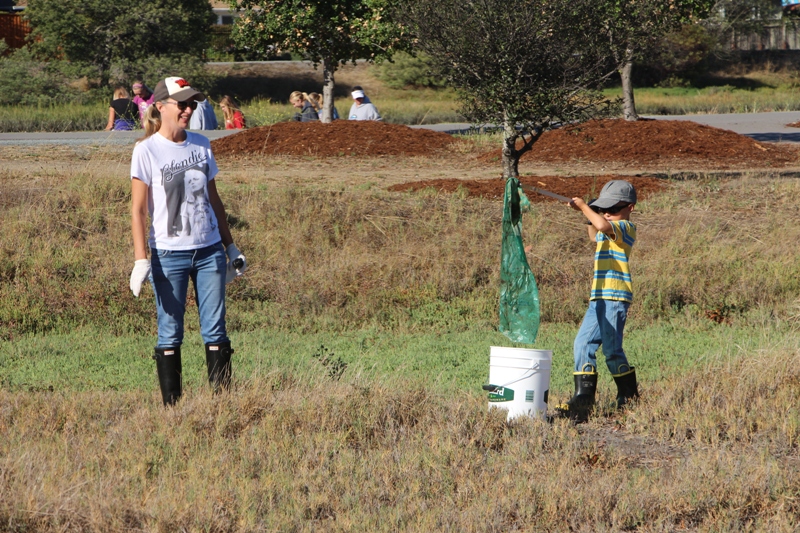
{"left": 561, "top": 180, "right": 640, "bottom": 416}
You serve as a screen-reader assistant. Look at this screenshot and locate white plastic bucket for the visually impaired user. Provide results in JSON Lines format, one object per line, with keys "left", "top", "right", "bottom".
{"left": 486, "top": 346, "right": 552, "bottom": 420}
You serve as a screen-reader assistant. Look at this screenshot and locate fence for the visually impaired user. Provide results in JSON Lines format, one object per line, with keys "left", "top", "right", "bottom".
{"left": 0, "top": 13, "right": 28, "bottom": 50}
{"left": 732, "top": 22, "right": 800, "bottom": 50}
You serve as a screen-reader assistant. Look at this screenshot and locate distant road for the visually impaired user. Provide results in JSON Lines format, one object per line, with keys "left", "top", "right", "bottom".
{"left": 3, "top": 111, "right": 800, "bottom": 146}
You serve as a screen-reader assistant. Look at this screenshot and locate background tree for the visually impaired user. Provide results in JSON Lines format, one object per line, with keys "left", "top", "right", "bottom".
{"left": 230, "top": 0, "right": 411, "bottom": 123}
{"left": 599, "top": 0, "right": 713, "bottom": 121}
{"left": 400, "top": 0, "right": 616, "bottom": 180}
{"left": 25, "top": 0, "right": 215, "bottom": 87}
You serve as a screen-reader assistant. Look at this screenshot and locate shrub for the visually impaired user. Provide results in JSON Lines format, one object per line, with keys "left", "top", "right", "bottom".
{"left": 374, "top": 51, "right": 447, "bottom": 89}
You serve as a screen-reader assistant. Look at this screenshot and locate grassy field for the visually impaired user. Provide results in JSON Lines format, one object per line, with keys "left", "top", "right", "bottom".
{"left": 1, "top": 134, "right": 800, "bottom": 530}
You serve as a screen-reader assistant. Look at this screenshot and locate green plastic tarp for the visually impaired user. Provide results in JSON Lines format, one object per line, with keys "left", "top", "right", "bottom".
{"left": 498, "top": 177, "right": 540, "bottom": 344}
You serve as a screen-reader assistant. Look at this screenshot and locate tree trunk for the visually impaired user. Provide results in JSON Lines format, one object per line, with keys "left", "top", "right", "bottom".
{"left": 620, "top": 47, "right": 638, "bottom": 122}
{"left": 502, "top": 116, "right": 519, "bottom": 180}
{"left": 321, "top": 58, "right": 336, "bottom": 124}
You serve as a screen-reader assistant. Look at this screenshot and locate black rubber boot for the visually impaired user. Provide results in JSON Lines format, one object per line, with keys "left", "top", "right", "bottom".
{"left": 556, "top": 371, "right": 598, "bottom": 420}
{"left": 154, "top": 346, "right": 182, "bottom": 406}
{"left": 205, "top": 342, "right": 233, "bottom": 393}
{"left": 613, "top": 368, "right": 639, "bottom": 408}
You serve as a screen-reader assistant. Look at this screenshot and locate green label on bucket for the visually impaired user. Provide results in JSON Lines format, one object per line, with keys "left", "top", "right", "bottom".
{"left": 488, "top": 386, "right": 514, "bottom": 402}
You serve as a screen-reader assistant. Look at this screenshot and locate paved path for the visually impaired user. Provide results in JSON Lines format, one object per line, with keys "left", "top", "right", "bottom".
{"left": 3, "top": 111, "right": 800, "bottom": 146}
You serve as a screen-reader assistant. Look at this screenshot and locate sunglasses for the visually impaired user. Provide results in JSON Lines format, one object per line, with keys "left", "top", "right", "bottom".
{"left": 164, "top": 100, "right": 197, "bottom": 111}
{"left": 595, "top": 202, "right": 630, "bottom": 214}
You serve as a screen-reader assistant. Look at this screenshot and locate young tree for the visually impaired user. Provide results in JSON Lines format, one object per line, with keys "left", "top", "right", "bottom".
{"left": 599, "top": 0, "right": 713, "bottom": 120}
{"left": 400, "top": 0, "right": 617, "bottom": 180}
{"left": 229, "top": 0, "right": 411, "bottom": 122}
{"left": 25, "top": 0, "right": 215, "bottom": 87}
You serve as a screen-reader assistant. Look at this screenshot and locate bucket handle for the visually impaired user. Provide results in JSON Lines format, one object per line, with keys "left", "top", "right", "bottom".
{"left": 483, "top": 361, "right": 542, "bottom": 391}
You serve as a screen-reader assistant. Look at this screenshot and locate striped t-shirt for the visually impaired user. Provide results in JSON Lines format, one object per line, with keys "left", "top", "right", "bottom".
{"left": 590, "top": 220, "right": 636, "bottom": 302}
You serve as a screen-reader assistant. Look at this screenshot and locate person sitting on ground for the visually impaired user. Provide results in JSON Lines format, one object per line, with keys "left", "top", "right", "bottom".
{"left": 131, "top": 81, "right": 154, "bottom": 125}
{"left": 290, "top": 91, "right": 319, "bottom": 122}
{"left": 105, "top": 87, "right": 139, "bottom": 131}
{"left": 348, "top": 89, "right": 381, "bottom": 121}
{"left": 220, "top": 95, "right": 246, "bottom": 129}
{"left": 308, "top": 92, "right": 339, "bottom": 120}
{"left": 189, "top": 97, "right": 219, "bottom": 130}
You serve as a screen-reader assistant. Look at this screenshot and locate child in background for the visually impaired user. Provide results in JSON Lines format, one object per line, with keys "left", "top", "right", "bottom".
{"left": 131, "top": 81, "right": 154, "bottom": 124}
{"left": 308, "top": 92, "right": 339, "bottom": 120}
{"left": 220, "top": 95, "right": 246, "bottom": 129}
{"left": 560, "top": 180, "right": 640, "bottom": 417}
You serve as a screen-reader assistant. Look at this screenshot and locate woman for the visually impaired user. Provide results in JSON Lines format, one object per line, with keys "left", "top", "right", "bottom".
{"left": 219, "top": 95, "right": 246, "bottom": 129}
{"left": 131, "top": 81, "right": 155, "bottom": 124}
{"left": 289, "top": 91, "right": 319, "bottom": 122}
{"left": 129, "top": 77, "right": 247, "bottom": 406}
{"left": 105, "top": 87, "right": 139, "bottom": 131}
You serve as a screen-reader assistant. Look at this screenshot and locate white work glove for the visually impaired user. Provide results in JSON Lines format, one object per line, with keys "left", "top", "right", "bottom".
{"left": 225, "top": 243, "right": 247, "bottom": 284}
{"left": 130, "top": 259, "right": 151, "bottom": 297}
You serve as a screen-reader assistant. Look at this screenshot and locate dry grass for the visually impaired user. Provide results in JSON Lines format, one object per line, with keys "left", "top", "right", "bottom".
{"left": 1, "top": 146, "right": 800, "bottom": 339}
{"left": 1, "top": 349, "right": 798, "bottom": 531}
{"left": 2, "top": 142, "right": 800, "bottom": 530}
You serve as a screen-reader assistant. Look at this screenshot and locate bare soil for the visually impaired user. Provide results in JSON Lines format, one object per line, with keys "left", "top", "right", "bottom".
{"left": 478, "top": 118, "right": 799, "bottom": 169}
{"left": 387, "top": 174, "right": 667, "bottom": 201}
{"left": 210, "top": 121, "right": 457, "bottom": 158}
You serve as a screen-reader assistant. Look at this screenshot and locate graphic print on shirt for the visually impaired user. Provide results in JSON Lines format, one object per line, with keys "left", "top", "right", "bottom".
{"left": 161, "top": 150, "right": 217, "bottom": 243}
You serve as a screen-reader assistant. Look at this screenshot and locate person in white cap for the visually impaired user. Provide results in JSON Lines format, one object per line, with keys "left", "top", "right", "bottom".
{"left": 129, "top": 76, "right": 247, "bottom": 406}
{"left": 348, "top": 88, "right": 382, "bottom": 121}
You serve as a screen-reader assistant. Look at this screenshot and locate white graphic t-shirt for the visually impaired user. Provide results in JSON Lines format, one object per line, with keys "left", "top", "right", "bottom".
{"left": 131, "top": 132, "right": 221, "bottom": 250}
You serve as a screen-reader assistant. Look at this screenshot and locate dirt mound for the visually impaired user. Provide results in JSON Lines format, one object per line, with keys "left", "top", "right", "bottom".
{"left": 479, "top": 119, "right": 797, "bottom": 167}
{"left": 388, "top": 175, "right": 667, "bottom": 201}
{"left": 210, "top": 121, "right": 457, "bottom": 158}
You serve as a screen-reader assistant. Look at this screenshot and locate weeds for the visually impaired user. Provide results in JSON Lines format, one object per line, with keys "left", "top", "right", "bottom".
{"left": 312, "top": 344, "right": 348, "bottom": 381}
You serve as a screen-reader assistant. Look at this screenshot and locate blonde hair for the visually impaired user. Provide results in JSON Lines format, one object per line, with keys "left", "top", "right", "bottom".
{"left": 113, "top": 87, "right": 130, "bottom": 99}
{"left": 139, "top": 102, "right": 163, "bottom": 140}
{"left": 219, "top": 95, "right": 241, "bottom": 122}
{"left": 289, "top": 91, "right": 311, "bottom": 105}
{"left": 307, "top": 92, "right": 323, "bottom": 112}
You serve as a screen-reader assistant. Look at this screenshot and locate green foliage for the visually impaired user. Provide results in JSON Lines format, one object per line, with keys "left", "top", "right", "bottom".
{"left": 600, "top": 0, "right": 713, "bottom": 64}
{"left": 25, "top": 0, "right": 215, "bottom": 83}
{"left": 401, "top": 0, "right": 616, "bottom": 177}
{"left": 373, "top": 51, "right": 446, "bottom": 89}
{"left": 230, "top": 0, "right": 412, "bottom": 66}
{"left": 0, "top": 47, "right": 101, "bottom": 106}
{"left": 637, "top": 23, "right": 717, "bottom": 86}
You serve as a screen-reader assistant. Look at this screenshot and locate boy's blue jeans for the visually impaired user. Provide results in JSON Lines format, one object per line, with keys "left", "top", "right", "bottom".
{"left": 150, "top": 243, "right": 229, "bottom": 348}
{"left": 573, "top": 299, "right": 632, "bottom": 375}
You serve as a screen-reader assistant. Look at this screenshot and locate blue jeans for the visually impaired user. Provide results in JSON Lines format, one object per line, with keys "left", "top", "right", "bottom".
{"left": 150, "top": 242, "right": 228, "bottom": 348}
{"left": 573, "top": 299, "right": 632, "bottom": 375}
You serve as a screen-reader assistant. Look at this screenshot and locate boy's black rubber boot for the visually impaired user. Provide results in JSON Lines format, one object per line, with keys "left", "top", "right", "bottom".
{"left": 555, "top": 371, "right": 598, "bottom": 421}
{"left": 612, "top": 368, "right": 639, "bottom": 409}
{"left": 205, "top": 342, "right": 233, "bottom": 393}
{"left": 154, "top": 346, "right": 182, "bottom": 406}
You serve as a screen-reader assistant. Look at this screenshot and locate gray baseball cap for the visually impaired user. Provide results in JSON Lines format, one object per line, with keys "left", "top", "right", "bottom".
{"left": 589, "top": 180, "right": 637, "bottom": 209}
